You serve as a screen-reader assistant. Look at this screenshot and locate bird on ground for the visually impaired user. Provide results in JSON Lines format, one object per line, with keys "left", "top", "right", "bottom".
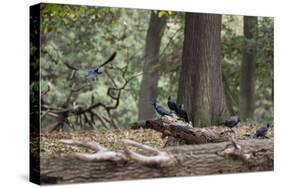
{"left": 255, "top": 124, "right": 269, "bottom": 138}
{"left": 152, "top": 102, "right": 171, "bottom": 116}
{"left": 85, "top": 52, "right": 117, "bottom": 80}
{"left": 219, "top": 116, "right": 240, "bottom": 130}
{"left": 178, "top": 104, "right": 190, "bottom": 123}
{"left": 167, "top": 96, "right": 178, "bottom": 114}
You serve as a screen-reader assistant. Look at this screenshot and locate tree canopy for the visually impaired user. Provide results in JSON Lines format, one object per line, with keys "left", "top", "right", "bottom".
{"left": 37, "top": 3, "right": 273, "bottom": 131}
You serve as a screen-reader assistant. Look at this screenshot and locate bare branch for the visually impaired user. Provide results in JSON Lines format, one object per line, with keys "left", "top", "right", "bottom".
{"left": 60, "top": 139, "right": 127, "bottom": 162}
{"left": 60, "top": 138, "right": 176, "bottom": 167}
{"left": 71, "top": 83, "right": 92, "bottom": 93}
{"left": 73, "top": 152, "right": 126, "bottom": 162}
{"left": 91, "top": 109, "right": 110, "bottom": 129}
{"left": 60, "top": 139, "right": 107, "bottom": 151}
{"left": 41, "top": 84, "right": 50, "bottom": 97}
{"left": 41, "top": 111, "right": 58, "bottom": 119}
{"left": 122, "top": 139, "right": 159, "bottom": 154}
{"left": 218, "top": 137, "right": 252, "bottom": 162}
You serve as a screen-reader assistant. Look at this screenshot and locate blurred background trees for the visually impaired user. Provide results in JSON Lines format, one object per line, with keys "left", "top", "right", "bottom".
{"left": 38, "top": 3, "right": 273, "bottom": 131}
{"left": 138, "top": 11, "right": 167, "bottom": 121}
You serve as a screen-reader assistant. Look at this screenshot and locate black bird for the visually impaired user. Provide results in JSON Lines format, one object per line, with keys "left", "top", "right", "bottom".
{"left": 178, "top": 104, "right": 190, "bottom": 123}
{"left": 255, "top": 124, "right": 269, "bottom": 138}
{"left": 220, "top": 116, "right": 240, "bottom": 129}
{"left": 85, "top": 52, "right": 117, "bottom": 79}
{"left": 152, "top": 102, "right": 171, "bottom": 116}
{"left": 167, "top": 96, "right": 178, "bottom": 114}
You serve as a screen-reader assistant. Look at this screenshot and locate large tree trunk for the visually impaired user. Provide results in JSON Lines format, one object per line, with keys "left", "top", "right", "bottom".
{"left": 177, "top": 13, "right": 228, "bottom": 127}
{"left": 239, "top": 16, "right": 257, "bottom": 120}
{"left": 222, "top": 72, "right": 235, "bottom": 115}
{"left": 138, "top": 12, "right": 167, "bottom": 120}
{"left": 40, "top": 139, "right": 273, "bottom": 185}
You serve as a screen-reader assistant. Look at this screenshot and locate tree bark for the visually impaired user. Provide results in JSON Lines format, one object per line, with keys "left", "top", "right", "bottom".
{"left": 132, "top": 118, "right": 230, "bottom": 144}
{"left": 40, "top": 139, "right": 273, "bottom": 185}
{"left": 177, "top": 13, "right": 228, "bottom": 127}
{"left": 138, "top": 12, "right": 167, "bottom": 120}
{"left": 240, "top": 16, "right": 257, "bottom": 120}
{"left": 222, "top": 72, "right": 235, "bottom": 115}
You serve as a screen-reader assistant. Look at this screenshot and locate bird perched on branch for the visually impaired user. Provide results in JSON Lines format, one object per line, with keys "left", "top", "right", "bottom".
{"left": 255, "top": 124, "right": 269, "bottom": 138}
{"left": 152, "top": 102, "right": 171, "bottom": 116}
{"left": 219, "top": 116, "right": 240, "bottom": 130}
{"left": 167, "top": 96, "right": 178, "bottom": 114}
{"left": 85, "top": 52, "right": 117, "bottom": 80}
{"left": 178, "top": 104, "right": 190, "bottom": 123}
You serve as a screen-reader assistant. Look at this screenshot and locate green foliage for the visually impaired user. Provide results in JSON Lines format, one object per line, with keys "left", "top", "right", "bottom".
{"left": 39, "top": 4, "right": 273, "bottom": 129}
{"left": 40, "top": 4, "right": 149, "bottom": 128}
{"left": 222, "top": 15, "right": 273, "bottom": 123}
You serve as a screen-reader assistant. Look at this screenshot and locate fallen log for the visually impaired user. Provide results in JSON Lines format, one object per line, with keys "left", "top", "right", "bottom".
{"left": 131, "top": 118, "right": 231, "bottom": 144}
{"left": 40, "top": 138, "right": 273, "bottom": 185}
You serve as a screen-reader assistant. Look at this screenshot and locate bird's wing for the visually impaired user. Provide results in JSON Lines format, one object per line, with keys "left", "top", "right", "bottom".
{"left": 173, "top": 103, "right": 179, "bottom": 113}
{"left": 185, "top": 113, "right": 190, "bottom": 122}
{"left": 260, "top": 126, "right": 268, "bottom": 132}
{"left": 97, "top": 52, "right": 117, "bottom": 69}
{"left": 158, "top": 106, "right": 170, "bottom": 114}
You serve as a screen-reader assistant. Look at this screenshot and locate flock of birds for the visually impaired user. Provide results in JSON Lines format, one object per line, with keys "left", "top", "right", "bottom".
{"left": 153, "top": 96, "right": 190, "bottom": 123}
{"left": 152, "top": 96, "right": 270, "bottom": 138}
{"left": 69, "top": 52, "right": 270, "bottom": 139}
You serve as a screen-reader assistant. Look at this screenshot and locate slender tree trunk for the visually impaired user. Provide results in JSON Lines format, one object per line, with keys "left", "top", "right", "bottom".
{"left": 240, "top": 16, "right": 257, "bottom": 120}
{"left": 138, "top": 12, "right": 167, "bottom": 120}
{"left": 177, "top": 13, "right": 228, "bottom": 127}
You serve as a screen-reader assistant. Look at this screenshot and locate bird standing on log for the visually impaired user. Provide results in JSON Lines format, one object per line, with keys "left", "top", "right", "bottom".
{"left": 152, "top": 102, "right": 171, "bottom": 116}
{"left": 178, "top": 104, "right": 190, "bottom": 123}
{"left": 167, "top": 96, "right": 178, "bottom": 114}
{"left": 255, "top": 124, "right": 269, "bottom": 138}
{"left": 219, "top": 116, "right": 240, "bottom": 130}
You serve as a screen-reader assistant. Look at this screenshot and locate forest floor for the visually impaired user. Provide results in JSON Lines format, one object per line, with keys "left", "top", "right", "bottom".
{"left": 37, "top": 123, "right": 274, "bottom": 157}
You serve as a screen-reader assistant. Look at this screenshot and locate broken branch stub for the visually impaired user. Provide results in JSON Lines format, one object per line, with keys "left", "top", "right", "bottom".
{"left": 217, "top": 137, "right": 252, "bottom": 162}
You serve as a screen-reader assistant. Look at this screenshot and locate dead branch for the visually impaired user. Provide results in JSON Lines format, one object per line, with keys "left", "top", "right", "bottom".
{"left": 59, "top": 138, "right": 176, "bottom": 167}
{"left": 217, "top": 136, "right": 252, "bottom": 162}
{"left": 60, "top": 139, "right": 127, "bottom": 162}
{"left": 40, "top": 110, "right": 58, "bottom": 119}
{"left": 91, "top": 109, "right": 110, "bottom": 129}
{"left": 41, "top": 46, "right": 141, "bottom": 131}
{"left": 71, "top": 83, "right": 92, "bottom": 93}
{"left": 41, "top": 84, "right": 50, "bottom": 97}
{"left": 122, "top": 139, "right": 176, "bottom": 167}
